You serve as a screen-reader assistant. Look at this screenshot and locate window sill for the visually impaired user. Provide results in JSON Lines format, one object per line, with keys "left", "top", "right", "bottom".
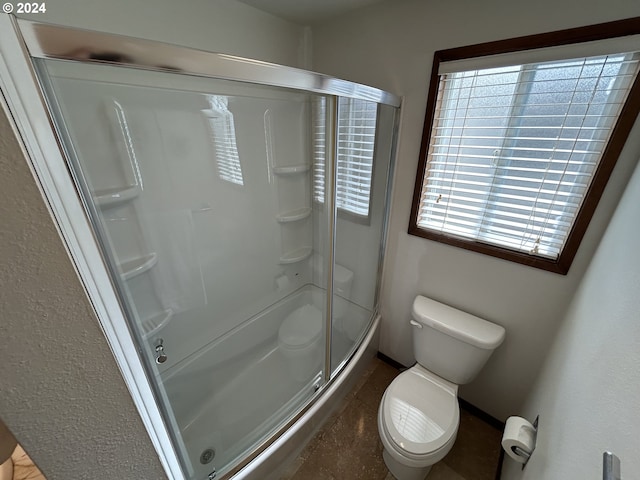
{"left": 407, "top": 224, "right": 571, "bottom": 274}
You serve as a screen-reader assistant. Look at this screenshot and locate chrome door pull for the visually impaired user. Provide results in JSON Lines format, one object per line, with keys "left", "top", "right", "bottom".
{"left": 603, "top": 452, "right": 621, "bottom": 480}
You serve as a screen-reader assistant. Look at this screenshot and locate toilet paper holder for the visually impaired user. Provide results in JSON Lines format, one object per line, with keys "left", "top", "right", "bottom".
{"left": 514, "top": 415, "right": 537, "bottom": 469}
{"left": 511, "top": 445, "right": 531, "bottom": 461}
{"left": 603, "top": 451, "right": 621, "bottom": 480}
{"left": 502, "top": 415, "right": 538, "bottom": 469}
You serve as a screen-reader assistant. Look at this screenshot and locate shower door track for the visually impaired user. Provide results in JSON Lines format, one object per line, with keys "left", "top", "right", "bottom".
{"left": 17, "top": 18, "right": 401, "bottom": 107}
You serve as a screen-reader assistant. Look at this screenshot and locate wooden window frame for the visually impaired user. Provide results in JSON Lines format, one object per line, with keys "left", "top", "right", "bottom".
{"left": 409, "top": 17, "right": 640, "bottom": 274}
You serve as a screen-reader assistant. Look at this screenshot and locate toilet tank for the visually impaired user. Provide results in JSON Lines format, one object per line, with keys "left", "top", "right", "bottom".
{"left": 411, "top": 296, "right": 505, "bottom": 385}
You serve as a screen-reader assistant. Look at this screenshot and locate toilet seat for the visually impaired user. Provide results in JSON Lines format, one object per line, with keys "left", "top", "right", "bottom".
{"left": 381, "top": 366, "right": 459, "bottom": 459}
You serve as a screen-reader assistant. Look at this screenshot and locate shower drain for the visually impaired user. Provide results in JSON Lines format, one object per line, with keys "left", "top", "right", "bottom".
{"left": 200, "top": 448, "right": 216, "bottom": 465}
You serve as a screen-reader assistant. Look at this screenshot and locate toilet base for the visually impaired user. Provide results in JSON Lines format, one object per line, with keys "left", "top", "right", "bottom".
{"left": 383, "top": 449, "right": 432, "bottom": 480}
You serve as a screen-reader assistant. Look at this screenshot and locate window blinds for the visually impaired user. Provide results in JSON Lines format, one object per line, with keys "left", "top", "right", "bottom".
{"left": 312, "top": 97, "right": 327, "bottom": 205}
{"left": 417, "top": 52, "right": 640, "bottom": 259}
{"left": 313, "top": 97, "right": 378, "bottom": 217}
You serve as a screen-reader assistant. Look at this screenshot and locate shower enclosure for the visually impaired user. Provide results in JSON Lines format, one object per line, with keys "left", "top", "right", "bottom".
{"left": 0, "top": 17, "right": 399, "bottom": 480}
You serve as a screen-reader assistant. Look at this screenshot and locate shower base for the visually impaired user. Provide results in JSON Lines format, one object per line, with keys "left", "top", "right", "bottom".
{"left": 160, "top": 285, "right": 376, "bottom": 479}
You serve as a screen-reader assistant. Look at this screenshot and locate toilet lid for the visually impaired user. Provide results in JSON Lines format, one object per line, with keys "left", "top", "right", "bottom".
{"left": 382, "top": 369, "right": 459, "bottom": 456}
{"left": 278, "top": 304, "right": 323, "bottom": 348}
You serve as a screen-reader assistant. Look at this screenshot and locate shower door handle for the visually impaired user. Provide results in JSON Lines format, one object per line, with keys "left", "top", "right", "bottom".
{"left": 154, "top": 339, "right": 168, "bottom": 364}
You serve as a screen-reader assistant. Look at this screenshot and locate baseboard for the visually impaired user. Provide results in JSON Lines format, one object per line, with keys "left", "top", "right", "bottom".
{"left": 458, "top": 398, "right": 505, "bottom": 479}
{"left": 376, "top": 351, "right": 406, "bottom": 371}
{"left": 457, "top": 398, "right": 504, "bottom": 431}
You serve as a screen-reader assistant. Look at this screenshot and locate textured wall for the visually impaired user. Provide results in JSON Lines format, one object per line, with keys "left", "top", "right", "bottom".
{"left": 501, "top": 153, "right": 640, "bottom": 479}
{"left": 311, "top": 0, "right": 640, "bottom": 421}
{"left": 0, "top": 106, "right": 167, "bottom": 478}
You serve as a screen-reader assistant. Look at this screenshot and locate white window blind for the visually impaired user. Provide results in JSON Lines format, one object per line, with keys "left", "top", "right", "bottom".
{"left": 203, "top": 95, "right": 243, "bottom": 185}
{"left": 417, "top": 52, "right": 640, "bottom": 259}
{"left": 313, "top": 97, "right": 378, "bottom": 217}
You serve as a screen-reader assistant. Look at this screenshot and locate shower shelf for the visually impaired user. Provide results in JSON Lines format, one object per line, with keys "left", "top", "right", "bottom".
{"left": 93, "top": 185, "right": 140, "bottom": 208}
{"left": 279, "top": 246, "right": 313, "bottom": 264}
{"left": 119, "top": 253, "right": 158, "bottom": 281}
{"left": 141, "top": 308, "right": 173, "bottom": 338}
{"left": 272, "top": 164, "right": 310, "bottom": 175}
{"left": 276, "top": 207, "right": 312, "bottom": 223}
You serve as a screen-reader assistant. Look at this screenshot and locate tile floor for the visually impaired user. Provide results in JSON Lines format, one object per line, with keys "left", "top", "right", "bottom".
{"left": 282, "top": 357, "right": 503, "bottom": 480}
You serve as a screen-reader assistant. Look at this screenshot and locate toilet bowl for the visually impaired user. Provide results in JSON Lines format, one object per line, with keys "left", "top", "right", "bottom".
{"left": 378, "top": 296, "right": 505, "bottom": 479}
{"left": 278, "top": 304, "right": 323, "bottom": 382}
{"left": 378, "top": 365, "right": 459, "bottom": 480}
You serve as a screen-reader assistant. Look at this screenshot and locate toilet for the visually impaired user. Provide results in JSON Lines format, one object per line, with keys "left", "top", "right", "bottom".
{"left": 378, "top": 296, "right": 505, "bottom": 480}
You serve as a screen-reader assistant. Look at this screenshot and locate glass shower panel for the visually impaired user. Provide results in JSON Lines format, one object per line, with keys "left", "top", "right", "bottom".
{"left": 331, "top": 100, "right": 397, "bottom": 374}
{"left": 35, "top": 58, "right": 329, "bottom": 479}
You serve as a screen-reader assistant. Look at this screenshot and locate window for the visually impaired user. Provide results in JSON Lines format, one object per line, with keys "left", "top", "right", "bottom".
{"left": 409, "top": 19, "right": 640, "bottom": 274}
{"left": 204, "top": 95, "right": 243, "bottom": 185}
{"left": 313, "top": 97, "right": 378, "bottom": 218}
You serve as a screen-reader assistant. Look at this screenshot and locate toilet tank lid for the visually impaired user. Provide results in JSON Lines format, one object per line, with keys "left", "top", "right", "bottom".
{"left": 412, "top": 296, "right": 505, "bottom": 349}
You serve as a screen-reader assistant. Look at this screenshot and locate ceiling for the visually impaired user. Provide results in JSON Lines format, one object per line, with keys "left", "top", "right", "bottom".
{"left": 237, "top": 0, "right": 387, "bottom": 24}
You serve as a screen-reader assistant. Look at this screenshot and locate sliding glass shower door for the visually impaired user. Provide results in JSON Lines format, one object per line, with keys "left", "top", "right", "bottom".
{"left": 36, "top": 58, "right": 333, "bottom": 478}
{"left": 330, "top": 100, "right": 397, "bottom": 373}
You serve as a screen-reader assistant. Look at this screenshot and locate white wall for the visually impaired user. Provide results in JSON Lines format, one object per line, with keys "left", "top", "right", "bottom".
{"left": 20, "top": 0, "right": 307, "bottom": 68}
{"left": 312, "top": 0, "right": 640, "bottom": 420}
{"left": 501, "top": 146, "right": 640, "bottom": 479}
